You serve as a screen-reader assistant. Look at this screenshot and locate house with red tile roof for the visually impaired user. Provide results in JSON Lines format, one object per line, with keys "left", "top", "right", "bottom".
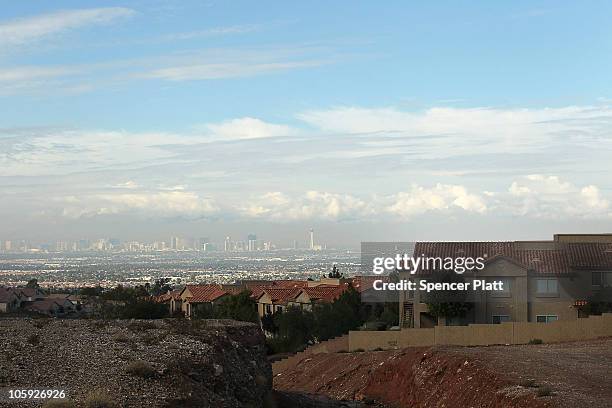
{"left": 398, "top": 235, "right": 612, "bottom": 328}
{"left": 255, "top": 287, "right": 301, "bottom": 316}
{"left": 179, "top": 284, "right": 230, "bottom": 318}
{"left": 288, "top": 285, "right": 350, "bottom": 311}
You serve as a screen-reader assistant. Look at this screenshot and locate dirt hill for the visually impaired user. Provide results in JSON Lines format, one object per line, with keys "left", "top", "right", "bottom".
{"left": 274, "top": 338, "right": 612, "bottom": 408}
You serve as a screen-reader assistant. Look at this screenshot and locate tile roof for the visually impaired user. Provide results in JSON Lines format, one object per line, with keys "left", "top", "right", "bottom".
{"left": 183, "top": 285, "right": 228, "bottom": 303}
{"left": 412, "top": 241, "right": 612, "bottom": 275}
{"left": 259, "top": 288, "right": 301, "bottom": 304}
{"left": 298, "top": 285, "right": 348, "bottom": 303}
{"left": 0, "top": 287, "right": 17, "bottom": 303}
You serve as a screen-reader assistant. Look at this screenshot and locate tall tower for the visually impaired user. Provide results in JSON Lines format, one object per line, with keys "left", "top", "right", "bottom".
{"left": 309, "top": 229, "right": 314, "bottom": 250}
{"left": 224, "top": 236, "right": 231, "bottom": 252}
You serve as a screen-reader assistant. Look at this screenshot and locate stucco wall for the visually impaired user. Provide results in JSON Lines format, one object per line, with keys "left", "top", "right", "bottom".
{"left": 349, "top": 313, "right": 612, "bottom": 351}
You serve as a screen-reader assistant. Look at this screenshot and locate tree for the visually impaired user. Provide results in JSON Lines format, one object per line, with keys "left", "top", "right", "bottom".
{"left": 328, "top": 265, "right": 344, "bottom": 279}
{"left": 423, "top": 272, "right": 473, "bottom": 323}
{"left": 274, "top": 306, "right": 315, "bottom": 351}
{"left": 214, "top": 291, "right": 259, "bottom": 323}
{"left": 151, "top": 278, "right": 173, "bottom": 296}
{"left": 26, "top": 278, "right": 40, "bottom": 288}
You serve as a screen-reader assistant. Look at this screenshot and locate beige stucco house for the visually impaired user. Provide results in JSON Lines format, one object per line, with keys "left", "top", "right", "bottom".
{"left": 399, "top": 234, "right": 612, "bottom": 328}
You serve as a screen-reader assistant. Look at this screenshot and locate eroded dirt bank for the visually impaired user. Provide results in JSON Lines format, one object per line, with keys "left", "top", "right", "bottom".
{"left": 274, "top": 338, "right": 612, "bottom": 408}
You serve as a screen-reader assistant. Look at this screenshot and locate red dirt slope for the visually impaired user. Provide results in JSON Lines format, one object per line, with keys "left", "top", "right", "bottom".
{"left": 274, "top": 340, "right": 612, "bottom": 408}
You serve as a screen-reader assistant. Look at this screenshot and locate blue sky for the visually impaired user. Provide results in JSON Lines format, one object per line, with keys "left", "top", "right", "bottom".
{"left": 1, "top": 1, "right": 612, "bottom": 246}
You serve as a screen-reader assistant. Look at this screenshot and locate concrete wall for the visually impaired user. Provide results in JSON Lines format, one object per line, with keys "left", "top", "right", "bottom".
{"left": 349, "top": 313, "right": 612, "bottom": 351}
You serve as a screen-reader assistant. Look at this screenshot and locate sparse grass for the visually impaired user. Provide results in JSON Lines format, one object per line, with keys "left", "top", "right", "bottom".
{"left": 528, "top": 338, "right": 544, "bottom": 345}
{"left": 125, "top": 360, "right": 156, "bottom": 379}
{"left": 27, "top": 333, "right": 40, "bottom": 346}
{"left": 536, "top": 385, "right": 553, "bottom": 397}
{"left": 42, "top": 400, "right": 76, "bottom": 408}
{"left": 519, "top": 378, "right": 537, "bottom": 388}
{"left": 84, "top": 390, "right": 117, "bottom": 408}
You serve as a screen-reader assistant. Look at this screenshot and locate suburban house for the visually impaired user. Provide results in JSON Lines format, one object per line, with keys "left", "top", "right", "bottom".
{"left": 256, "top": 287, "right": 301, "bottom": 316}
{"left": 0, "top": 287, "right": 20, "bottom": 312}
{"left": 23, "top": 299, "right": 68, "bottom": 316}
{"left": 153, "top": 290, "right": 183, "bottom": 315}
{"left": 399, "top": 234, "right": 612, "bottom": 328}
{"left": 288, "top": 285, "right": 349, "bottom": 311}
{"left": 179, "top": 284, "right": 229, "bottom": 318}
{"left": 12, "top": 287, "right": 46, "bottom": 302}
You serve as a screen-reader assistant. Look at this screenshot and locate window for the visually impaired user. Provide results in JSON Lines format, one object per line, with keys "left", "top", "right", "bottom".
{"left": 592, "top": 271, "right": 612, "bottom": 287}
{"left": 492, "top": 315, "right": 510, "bottom": 324}
{"left": 536, "top": 315, "right": 558, "bottom": 323}
{"left": 536, "top": 278, "right": 558, "bottom": 295}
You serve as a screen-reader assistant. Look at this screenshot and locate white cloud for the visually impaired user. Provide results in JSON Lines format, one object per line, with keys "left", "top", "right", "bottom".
{"left": 387, "top": 184, "right": 487, "bottom": 218}
{"left": 58, "top": 191, "right": 218, "bottom": 219}
{"left": 500, "top": 175, "right": 610, "bottom": 219}
{"left": 141, "top": 60, "right": 322, "bottom": 81}
{"left": 204, "top": 117, "right": 295, "bottom": 140}
{"left": 0, "top": 7, "right": 134, "bottom": 48}
{"left": 239, "top": 191, "right": 375, "bottom": 221}
{"left": 164, "top": 24, "right": 261, "bottom": 41}
{"left": 296, "top": 105, "right": 612, "bottom": 158}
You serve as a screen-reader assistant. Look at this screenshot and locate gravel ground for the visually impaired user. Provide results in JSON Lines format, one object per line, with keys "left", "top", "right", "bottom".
{"left": 0, "top": 318, "right": 271, "bottom": 407}
{"left": 450, "top": 338, "right": 612, "bottom": 408}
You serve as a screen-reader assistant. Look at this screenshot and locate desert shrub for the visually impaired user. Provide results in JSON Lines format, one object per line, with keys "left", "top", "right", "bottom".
{"left": 84, "top": 390, "right": 117, "bottom": 408}
{"left": 372, "top": 347, "right": 384, "bottom": 351}
{"left": 528, "top": 338, "right": 543, "bottom": 345}
{"left": 32, "top": 319, "right": 50, "bottom": 329}
{"left": 125, "top": 360, "right": 156, "bottom": 379}
{"left": 140, "top": 333, "right": 160, "bottom": 346}
{"left": 27, "top": 333, "right": 40, "bottom": 345}
{"left": 337, "top": 350, "right": 348, "bottom": 353}
{"left": 353, "top": 348, "right": 365, "bottom": 352}
{"left": 128, "top": 321, "right": 157, "bottom": 332}
{"left": 42, "top": 400, "right": 76, "bottom": 408}
{"left": 537, "top": 385, "right": 553, "bottom": 397}
{"left": 519, "top": 378, "right": 537, "bottom": 387}
{"left": 111, "top": 332, "right": 131, "bottom": 343}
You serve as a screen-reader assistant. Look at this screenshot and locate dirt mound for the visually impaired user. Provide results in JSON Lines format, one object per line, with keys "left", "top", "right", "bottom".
{"left": 274, "top": 346, "right": 563, "bottom": 408}
{"left": 0, "top": 318, "right": 271, "bottom": 407}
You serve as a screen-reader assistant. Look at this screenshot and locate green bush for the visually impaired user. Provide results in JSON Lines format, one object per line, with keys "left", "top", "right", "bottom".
{"left": 528, "top": 338, "right": 543, "bottom": 345}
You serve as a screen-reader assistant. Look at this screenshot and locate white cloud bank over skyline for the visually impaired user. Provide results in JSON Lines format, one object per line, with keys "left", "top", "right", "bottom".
{"left": 1, "top": 104, "right": 611, "bottom": 241}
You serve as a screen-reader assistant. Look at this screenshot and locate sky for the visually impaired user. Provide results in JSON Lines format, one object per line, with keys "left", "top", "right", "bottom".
{"left": 1, "top": 1, "right": 612, "bottom": 248}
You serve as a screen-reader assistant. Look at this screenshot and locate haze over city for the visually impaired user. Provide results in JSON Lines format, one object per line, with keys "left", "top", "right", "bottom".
{"left": 2, "top": 1, "right": 612, "bottom": 248}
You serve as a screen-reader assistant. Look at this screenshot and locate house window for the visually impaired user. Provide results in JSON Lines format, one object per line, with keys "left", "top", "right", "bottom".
{"left": 536, "top": 315, "right": 558, "bottom": 323}
{"left": 592, "top": 271, "right": 612, "bottom": 287}
{"left": 265, "top": 304, "right": 272, "bottom": 314}
{"left": 492, "top": 315, "right": 510, "bottom": 324}
{"left": 491, "top": 278, "right": 511, "bottom": 297}
{"left": 536, "top": 278, "right": 558, "bottom": 296}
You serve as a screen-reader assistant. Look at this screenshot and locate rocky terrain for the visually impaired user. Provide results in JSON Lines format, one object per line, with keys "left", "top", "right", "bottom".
{"left": 274, "top": 338, "right": 612, "bottom": 408}
{"left": 0, "top": 318, "right": 271, "bottom": 407}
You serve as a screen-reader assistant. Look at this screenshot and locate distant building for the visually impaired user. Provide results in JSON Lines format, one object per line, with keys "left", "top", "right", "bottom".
{"left": 309, "top": 229, "right": 315, "bottom": 250}
{"left": 248, "top": 234, "right": 257, "bottom": 251}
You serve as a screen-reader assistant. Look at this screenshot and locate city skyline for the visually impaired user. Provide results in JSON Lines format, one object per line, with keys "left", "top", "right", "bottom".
{"left": 1, "top": 1, "right": 612, "bottom": 246}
